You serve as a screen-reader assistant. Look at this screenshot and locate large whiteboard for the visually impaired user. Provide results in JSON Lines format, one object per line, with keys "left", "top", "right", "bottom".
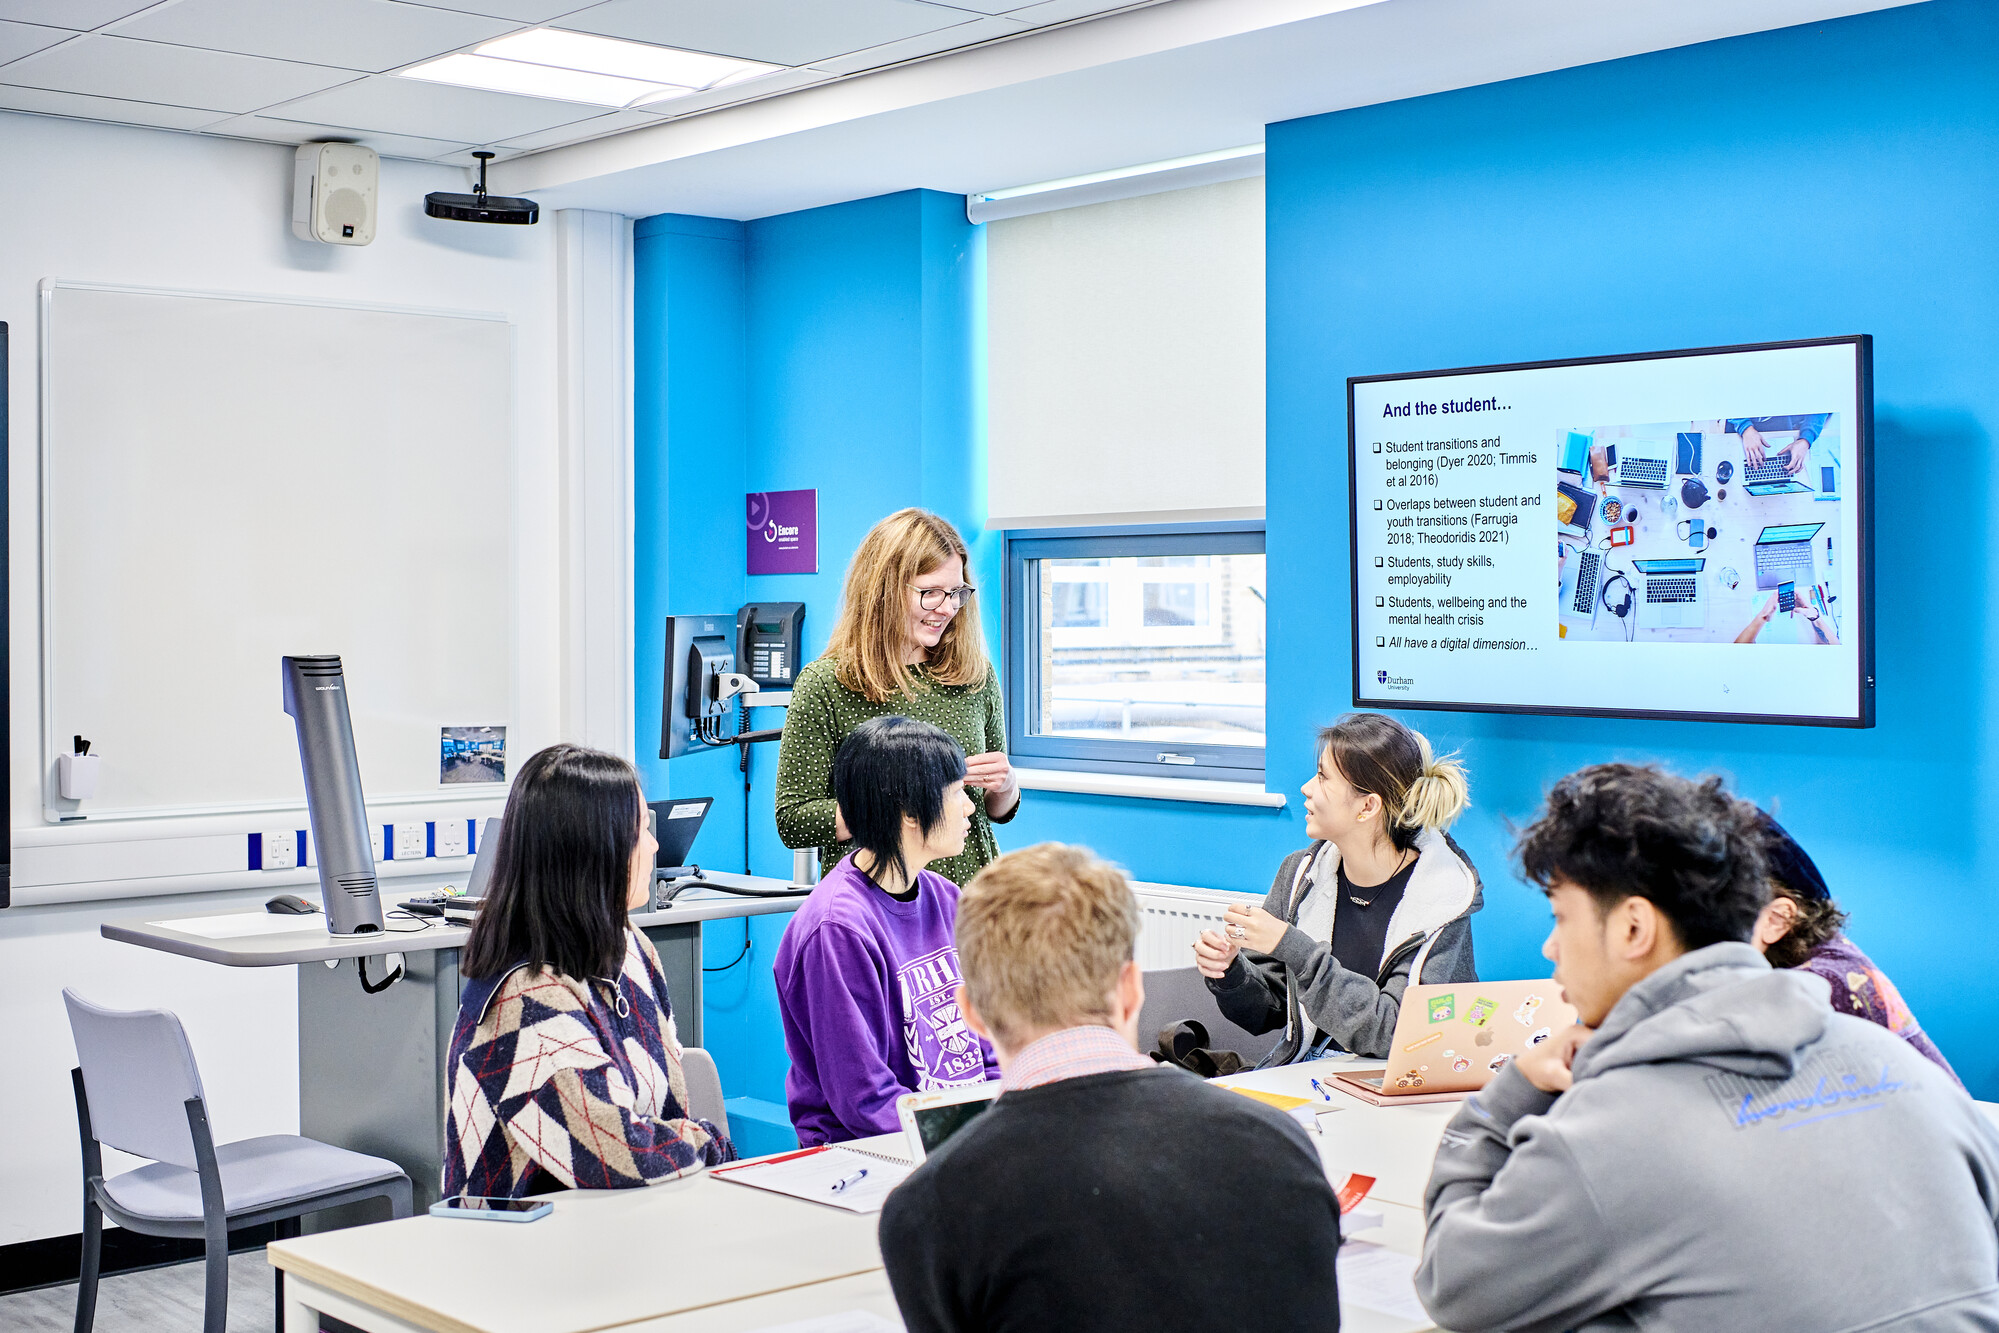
{"left": 40, "top": 280, "right": 515, "bottom": 820}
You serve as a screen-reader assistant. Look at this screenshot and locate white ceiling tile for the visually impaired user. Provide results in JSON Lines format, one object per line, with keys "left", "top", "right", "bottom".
{"left": 556, "top": 0, "right": 963, "bottom": 67}
{"left": 262, "top": 71, "right": 607, "bottom": 141}
{"left": 0, "top": 17, "right": 67, "bottom": 62}
{"left": 1000, "top": 0, "right": 1146, "bottom": 24}
{"left": 0, "top": 0, "right": 162, "bottom": 30}
{"left": 808, "top": 14, "right": 1024, "bottom": 76}
{"left": 402, "top": 0, "right": 596, "bottom": 21}
{"left": 1, "top": 34, "right": 357, "bottom": 112}
{"left": 111, "top": 0, "right": 516, "bottom": 74}
{"left": 0, "top": 83, "right": 221, "bottom": 128}
{"left": 201, "top": 110, "right": 472, "bottom": 160}
{"left": 486, "top": 105, "right": 655, "bottom": 151}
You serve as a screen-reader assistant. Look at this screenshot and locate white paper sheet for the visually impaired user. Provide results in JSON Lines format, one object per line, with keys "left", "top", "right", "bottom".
{"left": 712, "top": 1145, "right": 913, "bottom": 1214}
{"left": 747, "top": 1313, "right": 899, "bottom": 1333}
{"left": 155, "top": 912, "right": 328, "bottom": 939}
{"left": 1339, "top": 1241, "right": 1430, "bottom": 1323}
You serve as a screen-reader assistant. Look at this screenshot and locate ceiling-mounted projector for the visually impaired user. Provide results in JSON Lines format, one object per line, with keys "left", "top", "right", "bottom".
{"left": 425, "top": 151, "right": 538, "bottom": 225}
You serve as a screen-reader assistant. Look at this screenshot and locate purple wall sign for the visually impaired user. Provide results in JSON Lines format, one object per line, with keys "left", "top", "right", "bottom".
{"left": 746, "top": 489, "right": 818, "bottom": 575}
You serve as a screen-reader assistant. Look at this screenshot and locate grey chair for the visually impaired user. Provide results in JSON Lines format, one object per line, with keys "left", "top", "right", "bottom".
{"left": 64, "top": 989, "right": 412, "bottom": 1333}
{"left": 1137, "top": 966, "right": 1283, "bottom": 1066}
{"left": 680, "top": 1046, "right": 730, "bottom": 1140}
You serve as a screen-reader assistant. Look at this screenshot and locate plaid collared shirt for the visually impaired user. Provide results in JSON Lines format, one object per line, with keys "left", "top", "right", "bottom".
{"left": 1002, "top": 1024, "right": 1153, "bottom": 1092}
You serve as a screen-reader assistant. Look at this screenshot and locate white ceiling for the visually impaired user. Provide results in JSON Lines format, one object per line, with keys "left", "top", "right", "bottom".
{"left": 0, "top": 0, "right": 1930, "bottom": 219}
{"left": 0, "top": 0, "right": 1156, "bottom": 167}
{"left": 498, "top": 0, "right": 1929, "bottom": 220}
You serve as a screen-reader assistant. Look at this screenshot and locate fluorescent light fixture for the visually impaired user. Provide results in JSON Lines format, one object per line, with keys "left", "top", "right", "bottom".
{"left": 397, "top": 29, "right": 784, "bottom": 110}
{"left": 973, "top": 143, "right": 1266, "bottom": 205}
{"left": 476, "top": 29, "right": 778, "bottom": 91}
{"left": 399, "top": 52, "right": 675, "bottom": 107}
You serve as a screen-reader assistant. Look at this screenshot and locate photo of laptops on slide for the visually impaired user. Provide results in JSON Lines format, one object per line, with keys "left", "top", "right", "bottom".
{"left": 1331, "top": 980, "right": 1580, "bottom": 1106}
{"left": 1554, "top": 416, "right": 1843, "bottom": 645}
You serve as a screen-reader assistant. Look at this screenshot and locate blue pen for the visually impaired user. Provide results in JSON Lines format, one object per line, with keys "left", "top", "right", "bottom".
{"left": 830, "top": 1168, "right": 868, "bottom": 1194}
{"left": 1310, "top": 1077, "right": 1336, "bottom": 1102}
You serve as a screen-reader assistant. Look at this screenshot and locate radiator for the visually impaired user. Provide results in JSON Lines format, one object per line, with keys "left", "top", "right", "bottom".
{"left": 1130, "top": 882, "right": 1265, "bottom": 971}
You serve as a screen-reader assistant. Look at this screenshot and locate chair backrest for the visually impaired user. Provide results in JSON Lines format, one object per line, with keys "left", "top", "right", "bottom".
{"left": 63, "top": 989, "right": 207, "bottom": 1169}
{"left": 1137, "top": 966, "right": 1283, "bottom": 1065}
{"left": 679, "top": 1046, "right": 729, "bottom": 1140}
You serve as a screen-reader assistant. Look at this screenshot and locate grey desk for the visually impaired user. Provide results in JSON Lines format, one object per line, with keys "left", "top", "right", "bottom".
{"left": 104, "top": 874, "right": 806, "bottom": 1214}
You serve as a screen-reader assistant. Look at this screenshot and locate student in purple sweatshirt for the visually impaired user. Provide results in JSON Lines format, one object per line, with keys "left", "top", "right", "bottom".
{"left": 774, "top": 715, "right": 1000, "bottom": 1144}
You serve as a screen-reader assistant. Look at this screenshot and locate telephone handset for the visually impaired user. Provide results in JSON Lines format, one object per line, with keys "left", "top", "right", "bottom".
{"left": 737, "top": 602, "right": 805, "bottom": 690}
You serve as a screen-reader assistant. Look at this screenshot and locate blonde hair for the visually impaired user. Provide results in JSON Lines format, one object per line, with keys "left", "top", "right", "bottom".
{"left": 1318, "top": 713, "right": 1469, "bottom": 853}
{"left": 825, "top": 508, "right": 988, "bottom": 702}
{"left": 956, "top": 843, "right": 1140, "bottom": 1050}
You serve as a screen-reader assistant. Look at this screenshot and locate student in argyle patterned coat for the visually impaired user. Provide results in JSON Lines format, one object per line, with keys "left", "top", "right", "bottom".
{"left": 444, "top": 745, "right": 734, "bottom": 1198}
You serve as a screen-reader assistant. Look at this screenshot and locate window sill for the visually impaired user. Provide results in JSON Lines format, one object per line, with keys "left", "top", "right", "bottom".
{"left": 1014, "top": 767, "right": 1287, "bottom": 808}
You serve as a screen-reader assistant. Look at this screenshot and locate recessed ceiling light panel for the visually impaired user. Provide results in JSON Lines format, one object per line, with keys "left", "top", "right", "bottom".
{"left": 476, "top": 29, "right": 779, "bottom": 91}
{"left": 399, "top": 52, "right": 672, "bottom": 108}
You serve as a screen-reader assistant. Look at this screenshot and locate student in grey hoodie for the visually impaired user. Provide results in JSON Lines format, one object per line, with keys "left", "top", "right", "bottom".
{"left": 1418, "top": 764, "right": 1999, "bottom": 1333}
{"left": 1195, "top": 712, "right": 1481, "bottom": 1061}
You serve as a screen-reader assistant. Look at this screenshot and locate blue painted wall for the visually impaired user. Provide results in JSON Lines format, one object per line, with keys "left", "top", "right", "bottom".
{"left": 634, "top": 192, "right": 987, "bottom": 1144}
{"left": 1265, "top": 0, "right": 1999, "bottom": 1096}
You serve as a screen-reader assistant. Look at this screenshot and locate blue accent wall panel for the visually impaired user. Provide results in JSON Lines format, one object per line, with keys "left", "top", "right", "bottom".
{"left": 634, "top": 192, "right": 984, "bottom": 1119}
{"left": 1265, "top": 0, "right": 1999, "bottom": 1095}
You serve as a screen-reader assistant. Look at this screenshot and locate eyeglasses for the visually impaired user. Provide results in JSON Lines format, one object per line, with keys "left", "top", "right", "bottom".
{"left": 910, "top": 584, "right": 975, "bottom": 611}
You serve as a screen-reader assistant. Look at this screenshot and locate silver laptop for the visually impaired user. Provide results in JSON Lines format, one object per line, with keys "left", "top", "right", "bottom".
{"left": 1753, "top": 523, "right": 1823, "bottom": 590}
{"left": 1614, "top": 446, "right": 1670, "bottom": 490}
{"left": 1633, "top": 557, "right": 1706, "bottom": 629}
{"left": 1559, "top": 545, "right": 1606, "bottom": 631}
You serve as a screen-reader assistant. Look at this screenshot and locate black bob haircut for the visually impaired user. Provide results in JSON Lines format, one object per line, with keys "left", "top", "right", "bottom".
{"left": 462, "top": 743, "right": 643, "bottom": 982}
{"left": 1515, "top": 763, "right": 1770, "bottom": 951}
{"left": 834, "top": 716, "right": 967, "bottom": 885}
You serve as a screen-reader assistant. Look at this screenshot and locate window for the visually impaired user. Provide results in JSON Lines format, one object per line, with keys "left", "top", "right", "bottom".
{"left": 1006, "top": 524, "right": 1265, "bottom": 782}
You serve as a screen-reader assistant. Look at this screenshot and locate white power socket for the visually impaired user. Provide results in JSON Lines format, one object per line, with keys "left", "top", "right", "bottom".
{"left": 392, "top": 822, "right": 427, "bottom": 860}
{"left": 259, "top": 830, "right": 298, "bottom": 871}
{"left": 370, "top": 824, "right": 387, "bottom": 863}
{"left": 433, "top": 818, "right": 468, "bottom": 859}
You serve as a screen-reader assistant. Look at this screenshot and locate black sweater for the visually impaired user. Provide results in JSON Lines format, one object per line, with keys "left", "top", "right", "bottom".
{"left": 878, "top": 1066, "right": 1342, "bottom": 1333}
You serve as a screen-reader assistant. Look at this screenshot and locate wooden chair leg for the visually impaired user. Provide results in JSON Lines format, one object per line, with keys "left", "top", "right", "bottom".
{"left": 73, "top": 1193, "right": 102, "bottom": 1333}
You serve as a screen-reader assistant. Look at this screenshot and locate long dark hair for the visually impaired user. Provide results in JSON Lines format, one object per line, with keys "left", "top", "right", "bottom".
{"left": 835, "top": 716, "right": 966, "bottom": 885}
{"left": 461, "top": 744, "right": 643, "bottom": 981}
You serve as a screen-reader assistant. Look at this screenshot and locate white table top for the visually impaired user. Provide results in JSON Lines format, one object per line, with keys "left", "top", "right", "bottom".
{"left": 268, "top": 1171, "right": 883, "bottom": 1333}
{"left": 1215, "top": 1054, "right": 1457, "bottom": 1210}
{"left": 269, "top": 1060, "right": 1456, "bottom": 1333}
{"left": 103, "top": 872, "right": 807, "bottom": 967}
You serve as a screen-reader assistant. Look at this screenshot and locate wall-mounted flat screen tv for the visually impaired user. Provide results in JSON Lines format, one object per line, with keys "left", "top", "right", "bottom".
{"left": 1348, "top": 336, "right": 1872, "bottom": 727}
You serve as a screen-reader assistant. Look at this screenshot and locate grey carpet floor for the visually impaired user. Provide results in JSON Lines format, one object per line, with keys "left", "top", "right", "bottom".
{"left": 0, "top": 1249, "right": 287, "bottom": 1332}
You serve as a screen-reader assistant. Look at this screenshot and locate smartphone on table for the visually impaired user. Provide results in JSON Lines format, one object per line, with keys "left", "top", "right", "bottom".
{"left": 429, "top": 1195, "right": 552, "bottom": 1222}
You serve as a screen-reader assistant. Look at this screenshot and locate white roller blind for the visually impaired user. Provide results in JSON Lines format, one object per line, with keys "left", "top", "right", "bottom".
{"left": 985, "top": 175, "right": 1264, "bottom": 530}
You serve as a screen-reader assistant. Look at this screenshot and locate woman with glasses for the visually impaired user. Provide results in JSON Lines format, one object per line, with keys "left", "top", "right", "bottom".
{"left": 776, "top": 508, "right": 1019, "bottom": 885}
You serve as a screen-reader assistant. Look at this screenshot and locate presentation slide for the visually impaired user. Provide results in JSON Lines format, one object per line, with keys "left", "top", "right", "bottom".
{"left": 1349, "top": 339, "right": 1870, "bottom": 724}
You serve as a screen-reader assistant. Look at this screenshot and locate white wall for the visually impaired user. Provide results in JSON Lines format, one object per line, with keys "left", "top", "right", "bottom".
{"left": 0, "top": 111, "right": 568, "bottom": 1246}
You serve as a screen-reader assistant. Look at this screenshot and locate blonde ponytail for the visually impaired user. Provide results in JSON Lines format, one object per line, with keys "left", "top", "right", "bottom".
{"left": 1398, "top": 734, "right": 1470, "bottom": 832}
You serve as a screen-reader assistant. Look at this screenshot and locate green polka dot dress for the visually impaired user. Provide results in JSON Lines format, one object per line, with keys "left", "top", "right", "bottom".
{"left": 775, "top": 655, "right": 1015, "bottom": 886}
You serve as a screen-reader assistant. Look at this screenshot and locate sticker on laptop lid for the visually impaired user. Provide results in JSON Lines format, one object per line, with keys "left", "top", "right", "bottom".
{"left": 1404, "top": 1031, "right": 1444, "bottom": 1053}
{"left": 1427, "top": 994, "right": 1456, "bottom": 1023}
{"left": 1451, "top": 1056, "right": 1472, "bottom": 1073}
{"left": 1514, "top": 994, "right": 1544, "bottom": 1026}
{"left": 1527, "top": 1027, "right": 1553, "bottom": 1046}
{"left": 1463, "top": 996, "right": 1496, "bottom": 1027}
{"left": 1487, "top": 1054, "right": 1513, "bottom": 1072}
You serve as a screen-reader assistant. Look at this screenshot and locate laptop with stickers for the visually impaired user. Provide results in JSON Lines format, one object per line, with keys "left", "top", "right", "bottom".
{"left": 1331, "top": 979, "right": 1580, "bottom": 1106}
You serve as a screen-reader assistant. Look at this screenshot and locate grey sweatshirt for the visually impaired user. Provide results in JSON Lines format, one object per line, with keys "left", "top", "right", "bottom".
{"left": 1418, "top": 943, "right": 1999, "bottom": 1333}
{"left": 1206, "top": 828, "right": 1482, "bottom": 1061}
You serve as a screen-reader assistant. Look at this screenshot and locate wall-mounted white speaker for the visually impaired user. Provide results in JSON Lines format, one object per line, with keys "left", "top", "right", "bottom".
{"left": 292, "top": 142, "right": 378, "bottom": 246}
